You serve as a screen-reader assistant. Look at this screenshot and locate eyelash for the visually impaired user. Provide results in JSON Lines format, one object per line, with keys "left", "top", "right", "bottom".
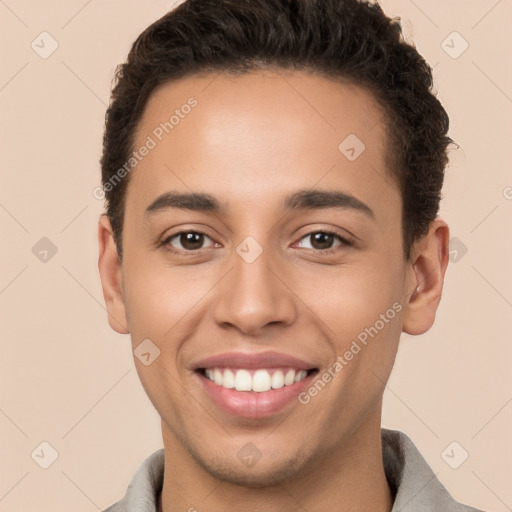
{"left": 159, "top": 228, "right": 353, "bottom": 255}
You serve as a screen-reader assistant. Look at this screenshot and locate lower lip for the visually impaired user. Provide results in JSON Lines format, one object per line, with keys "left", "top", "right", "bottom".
{"left": 196, "top": 371, "right": 316, "bottom": 419}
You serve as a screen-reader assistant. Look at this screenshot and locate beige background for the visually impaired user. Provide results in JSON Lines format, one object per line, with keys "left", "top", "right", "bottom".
{"left": 1, "top": 0, "right": 511, "bottom": 510}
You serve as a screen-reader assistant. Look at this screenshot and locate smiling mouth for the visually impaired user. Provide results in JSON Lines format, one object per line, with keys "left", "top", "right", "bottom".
{"left": 197, "top": 367, "right": 319, "bottom": 393}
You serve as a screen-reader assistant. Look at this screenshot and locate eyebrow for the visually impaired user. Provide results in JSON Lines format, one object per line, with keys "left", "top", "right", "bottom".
{"left": 144, "top": 189, "right": 374, "bottom": 219}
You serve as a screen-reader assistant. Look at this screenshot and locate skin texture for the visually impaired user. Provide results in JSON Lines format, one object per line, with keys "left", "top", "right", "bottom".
{"left": 98, "top": 70, "right": 449, "bottom": 512}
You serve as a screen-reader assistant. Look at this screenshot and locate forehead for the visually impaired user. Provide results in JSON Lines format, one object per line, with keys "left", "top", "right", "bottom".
{"left": 127, "top": 70, "right": 398, "bottom": 222}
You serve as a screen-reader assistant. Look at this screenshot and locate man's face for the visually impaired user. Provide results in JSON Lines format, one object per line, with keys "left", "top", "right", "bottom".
{"left": 116, "top": 70, "right": 413, "bottom": 485}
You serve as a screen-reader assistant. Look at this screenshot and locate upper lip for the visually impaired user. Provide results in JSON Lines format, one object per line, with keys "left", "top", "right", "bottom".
{"left": 192, "top": 351, "right": 317, "bottom": 371}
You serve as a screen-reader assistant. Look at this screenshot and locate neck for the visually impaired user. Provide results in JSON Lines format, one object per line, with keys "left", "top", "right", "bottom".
{"left": 159, "top": 408, "right": 393, "bottom": 512}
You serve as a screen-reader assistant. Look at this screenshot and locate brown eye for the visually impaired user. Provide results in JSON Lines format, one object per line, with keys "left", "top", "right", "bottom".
{"left": 310, "top": 232, "right": 335, "bottom": 250}
{"left": 296, "top": 230, "right": 351, "bottom": 252}
{"left": 164, "top": 231, "right": 215, "bottom": 252}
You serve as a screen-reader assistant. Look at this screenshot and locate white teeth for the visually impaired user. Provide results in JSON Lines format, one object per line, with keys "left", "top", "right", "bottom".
{"left": 213, "top": 369, "right": 223, "bottom": 386}
{"left": 204, "top": 367, "right": 310, "bottom": 391}
{"left": 252, "top": 369, "right": 272, "bottom": 392}
{"left": 271, "top": 370, "right": 284, "bottom": 389}
{"left": 294, "top": 370, "right": 307, "bottom": 382}
{"left": 284, "top": 369, "right": 296, "bottom": 385}
{"left": 234, "top": 369, "right": 252, "bottom": 391}
{"left": 222, "top": 369, "right": 235, "bottom": 388}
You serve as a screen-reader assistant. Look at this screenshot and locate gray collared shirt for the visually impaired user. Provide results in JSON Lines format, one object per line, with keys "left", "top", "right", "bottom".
{"left": 103, "top": 429, "right": 485, "bottom": 511}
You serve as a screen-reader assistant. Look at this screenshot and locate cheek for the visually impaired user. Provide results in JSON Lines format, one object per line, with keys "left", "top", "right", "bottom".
{"left": 302, "top": 260, "right": 405, "bottom": 393}
{"left": 300, "top": 261, "right": 404, "bottom": 338}
{"left": 122, "top": 255, "right": 208, "bottom": 338}
{"left": 308, "top": 280, "right": 403, "bottom": 426}
{"left": 133, "top": 362, "right": 194, "bottom": 439}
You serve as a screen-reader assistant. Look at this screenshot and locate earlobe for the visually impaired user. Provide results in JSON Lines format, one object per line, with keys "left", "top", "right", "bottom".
{"left": 97, "top": 214, "right": 130, "bottom": 334}
{"left": 402, "top": 219, "right": 450, "bottom": 336}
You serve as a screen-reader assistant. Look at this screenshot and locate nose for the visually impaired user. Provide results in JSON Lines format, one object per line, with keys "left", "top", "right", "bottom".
{"left": 212, "top": 243, "right": 297, "bottom": 336}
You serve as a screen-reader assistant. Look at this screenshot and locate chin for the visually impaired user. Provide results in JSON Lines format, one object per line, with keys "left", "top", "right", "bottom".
{"left": 191, "top": 448, "right": 312, "bottom": 488}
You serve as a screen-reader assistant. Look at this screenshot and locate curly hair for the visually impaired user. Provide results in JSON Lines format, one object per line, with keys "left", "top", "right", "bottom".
{"left": 100, "top": 0, "right": 453, "bottom": 261}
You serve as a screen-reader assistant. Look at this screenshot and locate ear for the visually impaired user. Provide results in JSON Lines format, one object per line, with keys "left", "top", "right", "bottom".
{"left": 97, "top": 214, "right": 129, "bottom": 334}
{"left": 402, "top": 218, "right": 450, "bottom": 335}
